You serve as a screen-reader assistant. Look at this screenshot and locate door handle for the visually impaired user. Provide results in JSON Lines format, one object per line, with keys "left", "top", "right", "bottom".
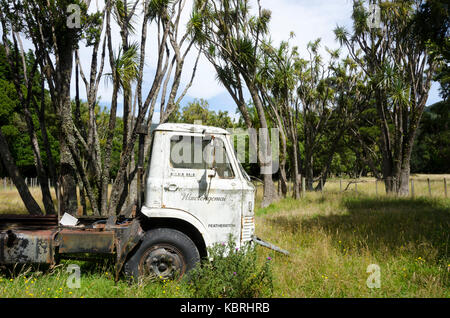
{"left": 164, "top": 184, "right": 178, "bottom": 192}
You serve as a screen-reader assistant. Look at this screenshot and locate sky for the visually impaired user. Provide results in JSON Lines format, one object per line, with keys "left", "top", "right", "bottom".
{"left": 13, "top": 0, "right": 444, "bottom": 123}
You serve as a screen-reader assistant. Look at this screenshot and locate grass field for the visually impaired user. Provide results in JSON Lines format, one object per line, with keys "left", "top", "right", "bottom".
{"left": 0, "top": 176, "right": 449, "bottom": 298}
{"left": 256, "top": 193, "right": 449, "bottom": 297}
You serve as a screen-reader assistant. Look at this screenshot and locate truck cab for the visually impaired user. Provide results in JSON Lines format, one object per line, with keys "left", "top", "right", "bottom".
{"left": 142, "top": 123, "right": 255, "bottom": 249}
{"left": 124, "top": 123, "right": 256, "bottom": 280}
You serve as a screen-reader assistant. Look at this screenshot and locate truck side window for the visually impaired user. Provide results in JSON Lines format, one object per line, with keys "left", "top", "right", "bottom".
{"left": 170, "top": 135, "right": 235, "bottom": 178}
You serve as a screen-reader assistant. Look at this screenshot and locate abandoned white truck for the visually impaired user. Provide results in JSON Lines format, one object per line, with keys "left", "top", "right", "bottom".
{"left": 0, "top": 123, "right": 286, "bottom": 281}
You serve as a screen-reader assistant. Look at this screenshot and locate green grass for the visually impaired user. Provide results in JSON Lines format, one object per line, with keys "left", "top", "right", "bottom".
{"left": 0, "top": 260, "right": 191, "bottom": 298}
{"left": 0, "top": 184, "right": 449, "bottom": 298}
{"left": 255, "top": 192, "right": 449, "bottom": 297}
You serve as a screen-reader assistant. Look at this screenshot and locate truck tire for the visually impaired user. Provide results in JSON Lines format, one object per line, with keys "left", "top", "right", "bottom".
{"left": 124, "top": 228, "right": 200, "bottom": 282}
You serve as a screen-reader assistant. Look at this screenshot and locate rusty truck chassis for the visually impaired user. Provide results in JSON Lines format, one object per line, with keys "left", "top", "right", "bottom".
{"left": 0, "top": 214, "right": 144, "bottom": 281}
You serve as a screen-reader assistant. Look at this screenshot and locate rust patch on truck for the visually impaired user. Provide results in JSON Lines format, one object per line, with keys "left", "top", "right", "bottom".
{"left": 0, "top": 215, "right": 58, "bottom": 264}
{"left": 0, "top": 229, "right": 57, "bottom": 264}
{"left": 114, "top": 219, "right": 144, "bottom": 281}
{"left": 56, "top": 229, "right": 115, "bottom": 254}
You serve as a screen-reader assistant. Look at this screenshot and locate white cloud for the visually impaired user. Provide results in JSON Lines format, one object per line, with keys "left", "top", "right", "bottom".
{"left": 264, "top": 0, "right": 354, "bottom": 55}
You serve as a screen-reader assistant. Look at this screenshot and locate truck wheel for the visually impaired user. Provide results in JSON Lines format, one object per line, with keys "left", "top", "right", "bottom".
{"left": 124, "top": 228, "right": 200, "bottom": 282}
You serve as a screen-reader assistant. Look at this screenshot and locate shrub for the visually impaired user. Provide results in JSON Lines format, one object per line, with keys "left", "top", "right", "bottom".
{"left": 186, "top": 238, "right": 273, "bottom": 298}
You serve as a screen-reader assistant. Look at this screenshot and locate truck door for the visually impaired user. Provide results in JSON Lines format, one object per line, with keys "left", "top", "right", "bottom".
{"left": 162, "top": 132, "right": 243, "bottom": 246}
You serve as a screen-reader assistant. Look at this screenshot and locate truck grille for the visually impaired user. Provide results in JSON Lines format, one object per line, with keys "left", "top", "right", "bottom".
{"left": 241, "top": 216, "right": 255, "bottom": 243}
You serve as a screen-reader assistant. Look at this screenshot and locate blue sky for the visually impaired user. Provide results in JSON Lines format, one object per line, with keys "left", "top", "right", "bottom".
{"left": 71, "top": 0, "right": 443, "bottom": 122}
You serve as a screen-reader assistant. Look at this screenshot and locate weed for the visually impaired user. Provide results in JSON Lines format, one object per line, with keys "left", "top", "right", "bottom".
{"left": 186, "top": 239, "right": 273, "bottom": 298}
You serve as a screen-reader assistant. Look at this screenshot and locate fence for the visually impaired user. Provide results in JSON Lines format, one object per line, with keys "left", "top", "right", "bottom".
{"left": 292, "top": 176, "right": 449, "bottom": 198}
{"left": 0, "top": 178, "right": 117, "bottom": 192}
{"left": 1, "top": 177, "right": 52, "bottom": 191}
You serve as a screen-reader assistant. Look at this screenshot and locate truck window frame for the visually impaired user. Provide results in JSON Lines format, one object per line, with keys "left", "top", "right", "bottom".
{"left": 168, "top": 133, "right": 236, "bottom": 179}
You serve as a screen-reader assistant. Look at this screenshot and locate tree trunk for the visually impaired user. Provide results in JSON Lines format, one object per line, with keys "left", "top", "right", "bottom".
{"left": 397, "top": 166, "right": 410, "bottom": 196}
{"left": 27, "top": 125, "right": 55, "bottom": 215}
{"left": 279, "top": 165, "right": 288, "bottom": 198}
{"left": 305, "top": 148, "right": 314, "bottom": 191}
{"left": 128, "top": 149, "right": 138, "bottom": 207}
{"left": 35, "top": 73, "right": 60, "bottom": 214}
{"left": 278, "top": 123, "right": 288, "bottom": 198}
{"left": 100, "top": 99, "right": 118, "bottom": 215}
{"left": 248, "top": 85, "right": 278, "bottom": 207}
{"left": 58, "top": 47, "right": 78, "bottom": 216}
{"left": 0, "top": 129, "right": 43, "bottom": 215}
{"left": 291, "top": 137, "right": 301, "bottom": 199}
{"left": 60, "top": 139, "right": 79, "bottom": 216}
{"left": 21, "top": 99, "right": 55, "bottom": 215}
{"left": 396, "top": 131, "right": 416, "bottom": 196}
{"left": 78, "top": 179, "right": 87, "bottom": 216}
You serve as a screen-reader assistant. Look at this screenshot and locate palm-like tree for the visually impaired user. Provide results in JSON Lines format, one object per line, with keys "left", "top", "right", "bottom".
{"left": 190, "top": 0, "right": 279, "bottom": 207}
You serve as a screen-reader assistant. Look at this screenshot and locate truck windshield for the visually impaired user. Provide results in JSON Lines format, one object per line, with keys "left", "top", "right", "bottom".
{"left": 169, "top": 135, "right": 235, "bottom": 178}
{"left": 238, "top": 160, "right": 251, "bottom": 182}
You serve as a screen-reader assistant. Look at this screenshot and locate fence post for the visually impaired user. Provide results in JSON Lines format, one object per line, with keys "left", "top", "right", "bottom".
{"left": 427, "top": 178, "right": 431, "bottom": 197}
{"left": 339, "top": 178, "right": 342, "bottom": 192}
{"left": 375, "top": 179, "right": 378, "bottom": 196}
{"left": 411, "top": 179, "right": 415, "bottom": 198}
{"left": 320, "top": 178, "right": 323, "bottom": 193}
{"left": 444, "top": 178, "right": 447, "bottom": 198}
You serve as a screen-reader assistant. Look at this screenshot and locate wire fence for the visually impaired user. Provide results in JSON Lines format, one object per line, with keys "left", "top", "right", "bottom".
{"left": 1, "top": 177, "right": 54, "bottom": 191}
{"left": 293, "top": 176, "right": 449, "bottom": 198}
{"left": 0, "top": 178, "right": 117, "bottom": 192}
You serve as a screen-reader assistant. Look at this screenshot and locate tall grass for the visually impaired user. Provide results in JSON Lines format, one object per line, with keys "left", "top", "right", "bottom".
{"left": 0, "top": 177, "right": 449, "bottom": 297}
{"left": 0, "top": 260, "right": 191, "bottom": 298}
{"left": 255, "top": 192, "right": 449, "bottom": 297}
{"left": 0, "top": 188, "right": 47, "bottom": 215}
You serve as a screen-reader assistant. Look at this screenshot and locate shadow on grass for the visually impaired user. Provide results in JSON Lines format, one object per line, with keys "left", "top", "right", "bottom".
{"left": 267, "top": 196, "right": 450, "bottom": 262}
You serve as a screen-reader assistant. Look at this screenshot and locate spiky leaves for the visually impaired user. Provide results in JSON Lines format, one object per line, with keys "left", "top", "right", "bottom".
{"left": 334, "top": 0, "right": 437, "bottom": 195}
{"left": 105, "top": 42, "right": 140, "bottom": 93}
